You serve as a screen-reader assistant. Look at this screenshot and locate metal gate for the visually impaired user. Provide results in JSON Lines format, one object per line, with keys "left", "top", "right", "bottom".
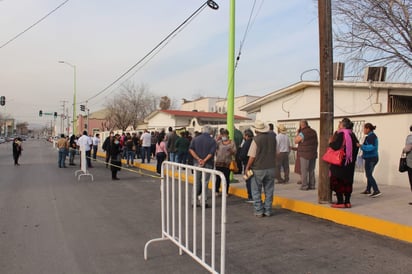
{"left": 144, "top": 161, "right": 227, "bottom": 274}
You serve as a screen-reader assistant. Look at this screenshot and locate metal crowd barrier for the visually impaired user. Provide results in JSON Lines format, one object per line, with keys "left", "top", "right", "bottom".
{"left": 144, "top": 161, "right": 227, "bottom": 274}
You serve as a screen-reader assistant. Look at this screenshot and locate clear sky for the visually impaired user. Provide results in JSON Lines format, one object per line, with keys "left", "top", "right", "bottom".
{"left": 0, "top": 0, "right": 320, "bottom": 128}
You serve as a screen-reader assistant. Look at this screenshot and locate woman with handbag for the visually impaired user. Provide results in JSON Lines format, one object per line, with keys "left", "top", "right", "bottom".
{"left": 402, "top": 125, "right": 412, "bottom": 205}
{"left": 328, "top": 118, "right": 359, "bottom": 208}
{"left": 215, "top": 129, "right": 236, "bottom": 196}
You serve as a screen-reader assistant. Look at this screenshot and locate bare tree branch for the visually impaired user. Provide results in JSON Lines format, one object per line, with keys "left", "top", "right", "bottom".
{"left": 332, "top": 0, "right": 412, "bottom": 79}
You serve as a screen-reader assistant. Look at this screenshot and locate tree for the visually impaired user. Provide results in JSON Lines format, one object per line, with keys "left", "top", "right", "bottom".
{"left": 105, "top": 83, "right": 159, "bottom": 131}
{"left": 159, "top": 96, "right": 171, "bottom": 110}
{"left": 332, "top": 0, "right": 412, "bottom": 79}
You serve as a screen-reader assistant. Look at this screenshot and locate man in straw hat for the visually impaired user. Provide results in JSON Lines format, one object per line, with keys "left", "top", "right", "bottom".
{"left": 244, "top": 120, "right": 277, "bottom": 217}
{"left": 275, "top": 124, "right": 291, "bottom": 183}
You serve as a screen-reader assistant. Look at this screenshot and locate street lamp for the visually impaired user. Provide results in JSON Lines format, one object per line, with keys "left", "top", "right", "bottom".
{"left": 58, "top": 60, "right": 77, "bottom": 135}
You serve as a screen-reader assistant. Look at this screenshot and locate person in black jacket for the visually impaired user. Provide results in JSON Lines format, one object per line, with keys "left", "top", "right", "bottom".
{"left": 239, "top": 129, "right": 254, "bottom": 203}
{"left": 328, "top": 118, "right": 359, "bottom": 208}
{"left": 102, "top": 131, "right": 114, "bottom": 168}
{"left": 12, "top": 137, "right": 23, "bottom": 166}
{"left": 110, "top": 134, "right": 122, "bottom": 180}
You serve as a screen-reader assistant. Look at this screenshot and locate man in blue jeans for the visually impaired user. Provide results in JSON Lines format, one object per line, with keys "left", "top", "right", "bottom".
{"left": 245, "top": 121, "right": 277, "bottom": 217}
{"left": 189, "top": 125, "right": 217, "bottom": 207}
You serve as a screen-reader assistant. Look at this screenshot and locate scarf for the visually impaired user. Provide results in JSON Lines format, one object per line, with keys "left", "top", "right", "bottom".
{"left": 338, "top": 128, "right": 353, "bottom": 165}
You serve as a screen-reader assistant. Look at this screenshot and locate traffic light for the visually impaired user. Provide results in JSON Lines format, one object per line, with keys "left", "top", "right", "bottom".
{"left": 39, "top": 110, "right": 43, "bottom": 117}
{"left": 54, "top": 112, "right": 58, "bottom": 118}
{"left": 0, "top": 96, "right": 5, "bottom": 106}
{"left": 80, "top": 104, "right": 85, "bottom": 111}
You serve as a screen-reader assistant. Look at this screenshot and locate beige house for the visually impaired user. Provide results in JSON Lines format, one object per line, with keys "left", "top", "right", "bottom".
{"left": 144, "top": 110, "right": 251, "bottom": 133}
{"left": 241, "top": 80, "right": 412, "bottom": 187}
{"left": 180, "top": 97, "right": 222, "bottom": 112}
{"left": 215, "top": 95, "right": 259, "bottom": 120}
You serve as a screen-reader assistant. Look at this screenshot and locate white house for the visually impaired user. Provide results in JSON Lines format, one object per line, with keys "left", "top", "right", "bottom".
{"left": 240, "top": 80, "right": 412, "bottom": 187}
{"left": 180, "top": 97, "right": 222, "bottom": 112}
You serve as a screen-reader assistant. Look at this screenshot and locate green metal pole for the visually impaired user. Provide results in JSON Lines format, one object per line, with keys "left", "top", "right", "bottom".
{"left": 73, "top": 65, "right": 77, "bottom": 135}
{"left": 227, "top": 0, "right": 236, "bottom": 182}
{"left": 227, "top": 0, "right": 235, "bottom": 140}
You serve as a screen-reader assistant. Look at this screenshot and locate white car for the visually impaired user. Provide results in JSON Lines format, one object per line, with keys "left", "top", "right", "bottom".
{"left": 0, "top": 137, "right": 5, "bottom": 144}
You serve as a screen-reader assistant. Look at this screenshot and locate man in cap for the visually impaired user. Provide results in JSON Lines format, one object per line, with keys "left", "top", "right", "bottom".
{"left": 245, "top": 120, "right": 277, "bottom": 217}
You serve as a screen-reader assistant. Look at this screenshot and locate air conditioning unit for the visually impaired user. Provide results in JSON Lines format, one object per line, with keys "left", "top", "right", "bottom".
{"left": 333, "top": 62, "right": 345, "bottom": 80}
{"left": 364, "top": 66, "right": 387, "bottom": 82}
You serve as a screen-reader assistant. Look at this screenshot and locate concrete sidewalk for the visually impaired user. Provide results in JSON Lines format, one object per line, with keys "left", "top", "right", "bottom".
{"left": 101, "top": 153, "right": 412, "bottom": 244}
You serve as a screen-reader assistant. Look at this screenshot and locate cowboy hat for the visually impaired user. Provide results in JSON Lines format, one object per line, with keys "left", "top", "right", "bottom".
{"left": 277, "top": 124, "right": 287, "bottom": 133}
{"left": 252, "top": 120, "right": 270, "bottom": 133}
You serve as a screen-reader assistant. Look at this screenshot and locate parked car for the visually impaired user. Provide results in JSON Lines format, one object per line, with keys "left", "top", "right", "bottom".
{"left": 0, "top": 137, "right": 5, "bottom": 144}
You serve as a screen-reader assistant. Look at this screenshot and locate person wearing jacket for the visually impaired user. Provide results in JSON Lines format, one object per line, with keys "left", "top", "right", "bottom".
{"left": 359, "top": 123, "right": 381, "bottom": 198}
{"left": 328, "top": 118, "right": 359, "bottom": 208}
{"left": 402, "top": 125, "right": 412, "bottom": 205}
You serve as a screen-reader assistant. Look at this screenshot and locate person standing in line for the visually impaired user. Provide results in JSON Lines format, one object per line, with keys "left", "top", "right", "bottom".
{"left": 110, "top": 133, "right": 122, "bottom": 180}
{"left": 275, "top": 124, "right": 291, "bottom": 183}
{"left": 402, "top": 125, "right": 412, "bottom": 205}
{"left": 328, "top": 118, "right": 359, "bottom": 208}
{"left": 68, "top": 135, "right": 77, "bottom": 166}
{"left": 245, "top": 121, "right": 277, "bottom": 217}
{"left": 167, "top": 129, "right": 178, "bottom": 162}
{"left": 239, "top": 129, "right": 254, "bottom": 203}
{"left": 77, "top": 130, "right": 93, "bottom": 168}
{"left": 140, "top": 129, "right": 152, "bottom": 164}
{"left": 125, "top": 135, "right": 135, "bottom": 167}
{"left": 358, "top": 123, "right": 382, "bottom": 197}
{"left": 102, "top": 131, "right": 114, "bottom": 168}
{"left": 12, "top": 137, "right": 23, "bottom": 166}
{"left": 214, "top": 129, "right": 236, "bottom": 196}
{"left": 155, "top": 132, "right": 168, "bottom": 175}
{"left": 175, "top": 131, "right": 190, "bottom": 164}
{"left": 294, "top": 120, "right": 318, "bottom": 190}
{"left": 233, "top": 127, "right": 244, "bottom": 174}
{"left": 57, "top": 134, "right": 68, "bottom": 168}
{"left": 150, "top": 131, "right": 157, "bottom": 160}
{"left": 189, "top": 125, "right": 217, "bottom": 207}
{"left": 92, "top": 133, "right": 100, "bottom": 161}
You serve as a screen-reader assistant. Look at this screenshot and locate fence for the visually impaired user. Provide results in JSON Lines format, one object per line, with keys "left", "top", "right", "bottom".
{"left": 74, "top": 146, "right": 94, "bottom": 181}
{"left": 144, "top": 161, "right": 227, "bottom": 274}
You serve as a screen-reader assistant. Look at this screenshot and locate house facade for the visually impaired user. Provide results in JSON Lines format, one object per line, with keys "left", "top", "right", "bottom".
{"left": 240, "top": 81, "right": 412, "bottom": 187}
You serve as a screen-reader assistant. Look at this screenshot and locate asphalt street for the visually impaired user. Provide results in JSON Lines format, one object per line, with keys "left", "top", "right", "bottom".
{"left": 0, "top": 139, "right": 411, "bottom": 274}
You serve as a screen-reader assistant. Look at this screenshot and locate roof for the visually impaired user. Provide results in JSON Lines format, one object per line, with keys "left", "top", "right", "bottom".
{"left": 148, "top": 110, "right": 251, "bottom": 121}
{"left": 88, "top": 109, "right": 109, "bottom": 119}
{"left": 240, "top": 80, "right": 412, "bottom": 113}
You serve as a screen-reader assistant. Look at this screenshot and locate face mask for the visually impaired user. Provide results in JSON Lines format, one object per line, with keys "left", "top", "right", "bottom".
{"left": 221, "top": 136, "right": 228, "bottom": 141}
{"left": 114, "top": 140, "right": 119, "bottom": 144}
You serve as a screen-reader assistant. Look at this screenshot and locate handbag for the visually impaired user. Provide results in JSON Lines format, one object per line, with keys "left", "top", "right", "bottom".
{"left": 322, "top": 147, "right": 345, "bottom": 166}
{"left": 399, "top": 154, "right": 407, "bottom": 173}
{"left": 229, "top": 160, "right": 239, "bottom": 173}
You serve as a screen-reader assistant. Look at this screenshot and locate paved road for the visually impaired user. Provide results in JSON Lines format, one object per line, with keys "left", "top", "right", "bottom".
{"left": 0, "top": 140, "right": 411, "bottom": 274}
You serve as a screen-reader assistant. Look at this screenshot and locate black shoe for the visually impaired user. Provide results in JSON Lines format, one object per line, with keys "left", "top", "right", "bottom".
{"left": 370, "top": 191, "right": 382, "bottom": 198}
{"left": 112, "top": 177, "right": 120, "bottom": 180}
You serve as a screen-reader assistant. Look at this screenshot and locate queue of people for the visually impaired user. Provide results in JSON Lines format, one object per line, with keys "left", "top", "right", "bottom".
{"left": 49, "top": 118, "right": 412, "bottom": 212}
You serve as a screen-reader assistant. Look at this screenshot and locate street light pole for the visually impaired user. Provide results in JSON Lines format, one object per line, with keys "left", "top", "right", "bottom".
{"left": 58, "top": 60, "right": 77, "bottom": 135}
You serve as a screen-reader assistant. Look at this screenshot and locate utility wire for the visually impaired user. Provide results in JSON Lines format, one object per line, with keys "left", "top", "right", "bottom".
{"left": 86, "top": 1, "right": 211, "bottom": 102}
{"left": 0, "top": 0, "right": 70, "bottom": 49}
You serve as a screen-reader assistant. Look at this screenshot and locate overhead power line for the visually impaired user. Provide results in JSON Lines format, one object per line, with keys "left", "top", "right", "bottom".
{"left": 86, "top": 0, "right": 219, "bottom": 103}
{"left": 0, "top": 0, "right": 70, "bottom": 49}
